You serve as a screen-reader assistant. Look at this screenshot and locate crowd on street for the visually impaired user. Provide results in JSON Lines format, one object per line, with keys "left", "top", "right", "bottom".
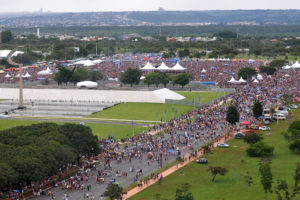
{"left": 3, "top": 58, "right": 300, "bottom": 200}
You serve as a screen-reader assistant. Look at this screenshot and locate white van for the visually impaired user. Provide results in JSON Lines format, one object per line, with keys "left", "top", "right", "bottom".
{"left": 273, "top": 113, "right": 286, "bottom": 120}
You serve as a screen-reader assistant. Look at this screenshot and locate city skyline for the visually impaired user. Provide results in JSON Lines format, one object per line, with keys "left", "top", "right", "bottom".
{"left": 0, "top": 0, "right": 300, "bottom": 13}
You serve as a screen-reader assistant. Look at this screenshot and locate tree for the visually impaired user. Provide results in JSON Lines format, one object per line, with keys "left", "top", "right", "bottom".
{"left": 269, "top": 60, "right": 287, "bottom": 69}
{"left": 103, "top": 184, "right": 123, "bottom": 200}
{"left": 175, "top": 183, "right": 194, "bottom": 200}
{"left": 144, "top": 72, "right": 161, "bottom": 87}
{"left": 247, "top": 141, "right": 274, "bottom": 157}
{"left": 89, "top": 71, "right": 103, "bottom": 82}
{"left": 259, "top": 66, "right": 277, "bottom": 75}
{"left": 226, "top": 105, "right": 240, "bottom": 125}
{"left": 259, "top": 162, "right": 273, "bottom": 200}
{"left": 244, "top": 172, "right": 253, "bottom": 192}
{"left": 282, "top": 120, "right": 300, "bottom": 153}
{"left": 274, "top": 179, "right": 300, "bottom": 200}
{"left": 253, "top": 101, "right": 263, "bottom": 119}
{"left": 295, "top": 163, "right": 300, "bottom": 188}
{"left": 1, "top": 30, "right": 13, "bottom": 43}
{"left": 208, "top": 166, "right": 228, "bottom": 182}
{"left": 120, "top": 68, "right": 142, "bottom": 87}
{"left": 238, "top": 67, "right": 257, "bottom": 80}
{"left": 54, "top": 65, "right": 73, "bottom": 85}
{"left": 214, "top": 30, "right": 237, "bottom": 39}
{"left": 243, "top": 132, "right": 264, "bottom": 144}
{"left": 173, "top": 73, "right": 192, "bottom": 88}
{"left": 158, "top": 72, "right": 170, "bottom": 88}
{"left": 70, "top": 71, "right": 81, "bottom": 85}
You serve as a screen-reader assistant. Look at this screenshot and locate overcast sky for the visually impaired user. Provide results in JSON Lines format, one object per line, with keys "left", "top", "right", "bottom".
{"left": 0, "top": 0, "right": 299, "bottom": 12}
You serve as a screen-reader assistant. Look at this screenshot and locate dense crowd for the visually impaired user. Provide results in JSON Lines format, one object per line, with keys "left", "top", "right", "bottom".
{"left": 3, "top": 59, "right": 300, "bottom": 200}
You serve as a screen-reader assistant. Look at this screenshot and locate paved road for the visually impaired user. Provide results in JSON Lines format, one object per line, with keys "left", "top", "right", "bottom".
{"left": 34, "top": 127, "right": 225, "bottom": 200}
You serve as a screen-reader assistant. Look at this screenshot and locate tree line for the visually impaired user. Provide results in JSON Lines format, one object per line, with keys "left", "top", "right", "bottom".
{"left": 0, "top": 123, "right": 100, "bottom": 193}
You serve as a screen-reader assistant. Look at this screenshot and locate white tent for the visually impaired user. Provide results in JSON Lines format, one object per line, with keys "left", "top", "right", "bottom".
{"left": 228, "top": 77, "right": 238, "bottom": 83}
{"left": 257, "top": 74, "right": 263, "bottom": 80}
{"left": 292, "top": 61, "right": 300, "bottom": 69}
{"left": 45, "top": 67, "right": 53, "bottom": 74}
{"left": 37, "top": 70, "right": 52, "bottom": 76}
{"left": 141, "top": 62, "right": 156, "bottom": 71}
{"left": 253, "top": 79, "right": 259, "bottom": 83}
{"left": 238, "top": 77, "right": 246, "bottom": 83}
{"left": 282, "top": 65, "right": 291, "bottom": 70}
{"left": 171, "top": 62, "right": 186, "bottom": 71}
{"left": 140, "top": 76, "right": 146, "bottom": 80}
{"left": 4, "top": 74, "right": 11, "bottom": 78}
{"left": 23, "top": 72, "right": 31, "bottom": 78}
{"left": 201, "top": 68, "right": 207, "bottom": 73}
{"left": 157, "top": 62, "right": 171, "bottom": 71}
{"left": 93, "top": 59, "right": 103, "bottom": 64}
{"left": 74, "top": 60, "right": 95, "bottom": 66}
{"left": 284, "top": 74, "right": 290, "bottom": 77}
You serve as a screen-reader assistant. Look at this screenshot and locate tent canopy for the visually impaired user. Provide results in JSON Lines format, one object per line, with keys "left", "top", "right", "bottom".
{"left": 171, "top": 62, "right": 186, "bottom": 71}
{"left": 157, "top": 62, "right": 171, "bottom": 71}
{"left": 141, "top": 62, "right": 156, "bottom": 71}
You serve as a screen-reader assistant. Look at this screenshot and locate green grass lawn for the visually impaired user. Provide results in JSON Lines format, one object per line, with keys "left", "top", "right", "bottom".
{"left": 130, "top": 109, "right": 300, "bottom": 200}
{"left": 86, "top": 123, "right": 149, "bottom": 139}
{"left": 89, "top": 103, "right": 194, "bottom": 122}
{"left": 177, "top": 91, "right": 229, "bottom": 103}
{"left": 89, "top": 92, "right": 227, "bottom": 122}
{"left": 0, "top": 119, "right": 149, "bottom": 139}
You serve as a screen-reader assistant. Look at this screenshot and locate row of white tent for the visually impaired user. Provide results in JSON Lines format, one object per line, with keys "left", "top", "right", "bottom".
{"left": 5, "top": 72, "right": 32, "bottom": 78}
{"left": 282, "top": 61, "right": 300, "bottom": 70}
{"left": 228, "top": 74, "right": 264, "bottom": 84}
{"left": 141, "top": 62, "right": 186, "bottom": 71}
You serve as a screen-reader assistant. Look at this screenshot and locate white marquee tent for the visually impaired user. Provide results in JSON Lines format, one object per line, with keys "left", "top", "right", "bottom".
{"left": 257, "top": 74, "right": 263, "bottom": 80}
{"left": 171, "top": 62, "right": 186, "bottom": 71}
{"left": 238, "top": 77, "right": 246, "bottom": 83}
{"left": 228, "top": 77, "right": 238, "bottom": 83}
{"left": 156, "top": 62, "right": 171, "bottom": 71}
{"left": 201, "top": 68, "right": 207, "bottom": 73}
{"left": 292, "top": 61, "right": 300, "bottom": 69}
{"left": 141, "top": 62, "right": 156, "bottom": 71}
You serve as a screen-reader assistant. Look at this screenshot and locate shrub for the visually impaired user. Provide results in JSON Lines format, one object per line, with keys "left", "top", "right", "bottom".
{"left": 243, "top": 132, "right": 264, "bottom": 144}
{"left": 246, "top": 141, "right": 274, "bottom": 157}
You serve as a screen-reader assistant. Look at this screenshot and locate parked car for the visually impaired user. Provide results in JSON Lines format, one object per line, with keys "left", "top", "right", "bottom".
{"left": 196, "top": 158, "right": 208, "bottom": 164}
{"left": 235, "top": 132, "right": 245, "bottom": 139}
{"left": 273, "top": 113, "right": 286, "bottom": 120}
{"left": 290, "top": 104, "right": 298, "bottom": 109}
{"left": 263, "top": 120, "right": 270, "bottom": 125}
{"left": 259, "top": 126, "right": 271, "bottom": 131}
{"left": 76, "top": 81, "right": 98, "bottom": 88}
{"left": 217, "top": 143, "right": 229, "bottom": 148}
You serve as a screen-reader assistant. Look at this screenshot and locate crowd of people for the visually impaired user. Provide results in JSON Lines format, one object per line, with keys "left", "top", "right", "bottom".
{"left": 2, "top": 57, "right": 300, "bottom": 200}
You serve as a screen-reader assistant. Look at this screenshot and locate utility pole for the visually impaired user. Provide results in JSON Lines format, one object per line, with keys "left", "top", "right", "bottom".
{"left": 7, "top": 46, "right": 25, "bottom": 109}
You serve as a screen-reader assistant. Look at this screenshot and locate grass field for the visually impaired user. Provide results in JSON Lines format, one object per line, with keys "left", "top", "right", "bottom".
{"left": 89, "top": 92, "right": 226, "bottom": 122}
{"left": 0, "top": 119, "right": 149, "bottom": 139}
{"left": 177, "top": 91, "right": 229, "bottom": 103}
{"left": 89, "top": 103, "right": 194, "bottom": 122}
{"left": 130, "top": 109, "right": 300, "bottom": 200}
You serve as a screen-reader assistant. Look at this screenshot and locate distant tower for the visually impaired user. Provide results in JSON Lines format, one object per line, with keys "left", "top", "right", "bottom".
{"left": 37, "top": 28, "right": 40, "bottom": 38}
